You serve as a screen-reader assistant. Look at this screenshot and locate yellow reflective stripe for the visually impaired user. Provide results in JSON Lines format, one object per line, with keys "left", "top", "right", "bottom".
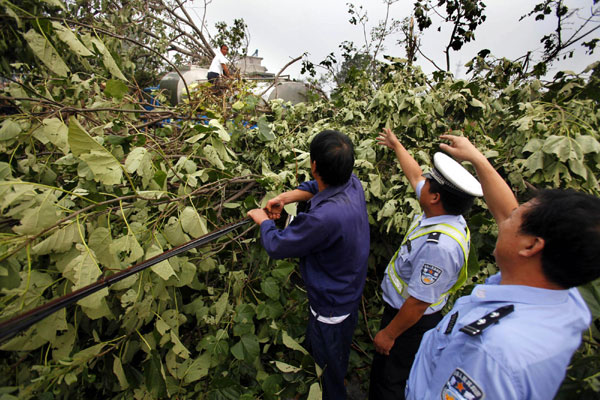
{"left": 386, "top": 220, "right": 471, "bottom": 306}
{"left": 386, "top": 259, "right": 409, "bottom": 299}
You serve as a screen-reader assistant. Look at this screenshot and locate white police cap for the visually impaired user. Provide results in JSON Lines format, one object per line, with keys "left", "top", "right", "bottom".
{"left": 423, "top": 152, "right": 483, "bottom": 197}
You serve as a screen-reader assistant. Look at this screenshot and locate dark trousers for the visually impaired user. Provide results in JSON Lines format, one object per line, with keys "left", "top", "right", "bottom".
{"left": 305, "top": 309, "right": 358, "bottom": 400}
{"left": 368, "top": 303, "right": 442, "bottom": 400}
{"left": 207, "top": 71, "right": 220, "bottom": 83}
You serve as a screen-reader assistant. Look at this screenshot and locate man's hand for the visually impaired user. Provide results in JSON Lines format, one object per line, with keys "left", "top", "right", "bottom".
{"left": 440, "top": 134, "right": 518, "bottom": 223}
{"left": 266, "top": 196, "right": 285, "bottom": 220}
{"left": 439, "top": 134, "right": 486, "bottom": 164}
{"left": 373, "top": 328, "right": 396, "bottom": 356}
{"left": 247, "top": 208, "right": 269, "bottom": 225}
{"left": 377, "top": 128, "right": 401, "bottom": 151}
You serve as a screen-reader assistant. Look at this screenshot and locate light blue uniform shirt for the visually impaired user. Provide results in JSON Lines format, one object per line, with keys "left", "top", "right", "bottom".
{"left": 406, "top": 273, "right": 591, "bottom": 400}
{"left": 381, "top": 180, "right": 467, "bottom": 314}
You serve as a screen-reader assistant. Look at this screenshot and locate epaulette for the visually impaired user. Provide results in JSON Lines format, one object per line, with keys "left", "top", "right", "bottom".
{"left": 459, "top": 305, "right": 514, "bottom": 336}
{"left": 427, "top": 231, "right": 441, "bottom": 243}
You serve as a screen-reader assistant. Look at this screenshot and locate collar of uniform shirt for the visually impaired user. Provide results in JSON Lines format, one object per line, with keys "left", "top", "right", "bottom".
{"left": 470, "top": 282, "right": 570, "bottom": 305}
{"left": 418, "top": 213, "right": 465, "bottom": 227}
{"left": 308, "top": 175, "right": 354, "bottom": 209}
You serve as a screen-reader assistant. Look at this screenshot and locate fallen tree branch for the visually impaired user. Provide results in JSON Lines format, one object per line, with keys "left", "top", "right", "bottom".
{"left": 258, "top": 54, "right": 304, "bottom": 98}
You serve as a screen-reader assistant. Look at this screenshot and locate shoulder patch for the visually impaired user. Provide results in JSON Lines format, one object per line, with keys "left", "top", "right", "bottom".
{"left": 421, "top": 263, "right": 443, "bottom": 285}
{"left": 427, "top": 231, "right": 442, "bottom": 243}
{"left": 444, "top": 312, "right": 459, "bottom": 335}
{"left": 459, "top": 305, "right": 515, "bottom": 337}
{"left": 441, "top": 368, "right": 485, "bottom": 400}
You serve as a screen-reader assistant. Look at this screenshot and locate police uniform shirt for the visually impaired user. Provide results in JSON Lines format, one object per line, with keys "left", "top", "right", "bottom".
{"left": 406, "top": 273, "right": 591, "bottom": 400}
{"left": 381, "top": 180, "right": 467, "bottom": 314}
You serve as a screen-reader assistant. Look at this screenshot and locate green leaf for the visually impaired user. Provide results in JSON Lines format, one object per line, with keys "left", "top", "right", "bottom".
{"left": 214, "top": 292, "right": 229, "bottom": 324}
{"left": 89, "top": 227, "right": 119, "bottom": 268}
{"left": 0, "top": 162, "right": 11, "bottom": 179}
{"left": 113, "top": 356, "right": 129, "bottom": 390}
{"left": 13, "top": 195, "right": 60, "bottom": 235}
{"left": 261, "top": 374, "right": 283, "bottom": 396}
{"left": 110, "top": 232, "right": 144, "bottom": 265}
{"left": 33, "top": 118, "right": 70, "bottom": 153}
{"left": 307, "top": 382, "right": 322, "bottom": 400}
{"left": 282, "top": 330, "right": 308, "bottom": 355}
{"left": 258, "top": 115, "right": 275, "bottom": 142}
{"left": 369, "top": 173, "right": 383, "bottom": 198}
{"left": 211, "top": 136, "right": 233, "bottom": 162}
{"left": 80, "top": 151, "right": 123, "bottom": 185}
{"left": 524, "top": 151, "right": 544, "bottom": 174}
{"left": 232, "top": 100, "right": 245, "bottom": 111}
{"left": 41, "top": 0, "right": 67, "bottom": 10}
{"left": 125, "top": 147, "right": 153, "bottom": 183}
{"left": 234, "top": 304, "right": 255, "bottom": 323}
{"left": 208, "top": 119, "right": 231, "bottom": 142}
{"left": 104, "top": 79, "right": 128, "bottom": 99}
{"left": 568, "top": 158, "right": 587, "bottom": 179}
{"left": 170, "top": 331, "right": 191, "bottom": 359}
{"left": 154, "top": 169, "right": 167, "bottom": 187}
{"left": 68, "top": 117, "right": 123, "bottom": 185}
{"left": 163, "top": 216, "right": 188, "bottom": 246}
{"left": 260, "top": 277, "right": 280, "bottom": 300}
{"left": 542, "top": 135, "right": 583, "bottom": 162}
{"left": 180, "top": 207, "right": 208, "bottom": 238}
{"left": 90, "top": 38, "right": 127, "bottom": 81}
{"left": 182, "top": 353, "right": 211, "bottom": 383}
{"left": 256, "top": 300, "right": 284, "bottom": 320}
{"left": 271, "top": 262, "right": 294, "bottom": 280}
{"left": 274, "top": 361, "right": 301, "bottom": 373}
{"left": 63, "top": 244, "right": 108, "bottom": 309}
{"left": 23, "top": 29, "right": 69, "bottom": 77}
{"left": 0, "top": 119, "right": 21, "bottom": 141}
{"left": 469, "top": 98, "right": 485, "bottom": 108}
{"left": 51, "top": 21, "right": 92, "bottom": 56}
{"left": 32, "top": 223, "right": 79, "bottom": 255}
{"left": 230, "top": 334, "right": 259, "bottom": 362}
{"left": 522, "top": 138, "right": 544, "bottom": 154}
{"left": 145, "top": 243, "right": 176, "bottom": 280}
{"left": 203, "top": 145, "right": 225, "bottom": 169}
{"left": 143, "top": 352, "right": 167, "bottom": 398}
{"left": 575, "top": 135, "right": 600, "bottom": 154}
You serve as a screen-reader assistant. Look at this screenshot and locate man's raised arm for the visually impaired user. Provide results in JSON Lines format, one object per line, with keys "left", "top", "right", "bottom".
{"left": 439, "top": 135, "right": 518, "bottom": 223}
{"left": 377, "top": 128, "right": 424, "bottom": 191}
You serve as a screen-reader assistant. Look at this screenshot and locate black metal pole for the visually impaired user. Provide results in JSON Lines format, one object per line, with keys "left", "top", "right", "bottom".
{"left": 0, "top": 218, "right": 252, "bottom": 343}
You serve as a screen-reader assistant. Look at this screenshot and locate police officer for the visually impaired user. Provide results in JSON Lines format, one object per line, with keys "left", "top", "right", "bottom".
{"left": 369, "top": 128, "right": 482, "bottom": 400}
{"left": 405, "top": 135, "right": 600, "bottom": 399}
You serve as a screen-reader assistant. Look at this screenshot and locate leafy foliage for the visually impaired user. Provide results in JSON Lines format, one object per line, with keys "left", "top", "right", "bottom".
{"left": 1, "top": 1, "right": 600, "bottom": 399}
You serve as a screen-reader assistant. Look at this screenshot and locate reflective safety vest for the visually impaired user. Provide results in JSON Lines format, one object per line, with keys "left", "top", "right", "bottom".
{"left": 386, "top": 214, "right": 470, "bottom": 307}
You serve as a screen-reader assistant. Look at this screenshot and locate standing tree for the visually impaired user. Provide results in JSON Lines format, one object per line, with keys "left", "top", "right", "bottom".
{"left": 413, "top": 0, "right": 487, "bottom": 72}
{"left": 520, "top": 0, "right": 600, "bottom": 76}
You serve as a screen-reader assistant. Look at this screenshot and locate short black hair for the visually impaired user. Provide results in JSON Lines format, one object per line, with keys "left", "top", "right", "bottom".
{"left": 427, "top": 178, "right": 474, "bottom": 215}
{"left": 309, "top": 130, "right": 354, "bottom": 187}
{"left": 520, "top": 189, "right": 600, "bottom": 288}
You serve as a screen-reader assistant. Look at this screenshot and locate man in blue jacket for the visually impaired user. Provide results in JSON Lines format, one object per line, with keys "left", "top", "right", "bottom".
{"left": 247, "top": 130, "right": 370, "bottom": 400}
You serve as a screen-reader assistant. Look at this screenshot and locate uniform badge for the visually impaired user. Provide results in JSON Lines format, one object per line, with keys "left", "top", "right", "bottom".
{"left": 421, "top": 264, "right": 442, "bottom": 285}
{"left": 441, "top": 368, "right": 485, "bottom": 400}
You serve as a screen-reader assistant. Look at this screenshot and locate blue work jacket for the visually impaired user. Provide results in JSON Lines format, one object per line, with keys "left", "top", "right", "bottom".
{"left": 260, "top": 174, "right": 370, "bottom": 317}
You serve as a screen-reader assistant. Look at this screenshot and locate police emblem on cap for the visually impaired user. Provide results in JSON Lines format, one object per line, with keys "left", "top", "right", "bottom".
{"left": 421, "top": 264, "right": 442, "bottom": 285}
{"left": 424, "top": 152, "right": 483, "bottom": 198}
{"left": 441, "top": 368, "right": 485, "bottom": 400}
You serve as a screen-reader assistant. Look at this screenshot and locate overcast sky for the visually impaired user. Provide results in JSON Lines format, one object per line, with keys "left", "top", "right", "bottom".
{"left": 191, "top": 0, "right": 598, "bottom": 80}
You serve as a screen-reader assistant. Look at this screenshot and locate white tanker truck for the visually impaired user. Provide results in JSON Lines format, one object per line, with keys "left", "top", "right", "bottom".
{"left": 158, "top": 55, "right": 310, "bottom": 106}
